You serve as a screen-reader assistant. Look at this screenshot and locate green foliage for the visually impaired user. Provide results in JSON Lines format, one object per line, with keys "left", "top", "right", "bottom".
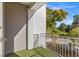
{"left": 68, "top": 15, "right": 79, "bottom": 37}
{"left": 65, "top": 25, "right": 72, "bottom": 32}
{"left": 72, "top": 15, "right": 79, "bottom": 28}
{"left": 46, "top": 8, "right": 68, "bottom": 34}
{"left": 68, "top": 27, "right": 79, "bottom": 37}
{"left": 70, "top": 38, "right": 77, "bottom": 48}
{"left": 46, "top": 8, "right": 79, "bottom": 37}
{"left": 54, "top": 29, "right": 67, "bottom": 36}
{"left": 58, "top": 23, "right": 67, "bottom": 32}
{"left": 46, "top": 8, "right": 68, "bottom": 22}
{"left": 58, "top": 24, "right": 72, "bottom": 33}
{"left": 50, "top": 29, "right": 67, "bottom": 36}
{"left": 57, "top": 31, "right": 67, "bottom": 36}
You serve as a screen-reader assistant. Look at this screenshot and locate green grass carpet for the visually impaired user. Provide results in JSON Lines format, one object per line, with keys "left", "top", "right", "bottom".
{"left": 5, "top": 47, "right": 59, "bottom": 57}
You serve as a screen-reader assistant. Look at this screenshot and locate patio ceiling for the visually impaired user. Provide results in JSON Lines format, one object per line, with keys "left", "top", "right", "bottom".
{"left": 20, "top": 2, "right": 35, "bottom": 5}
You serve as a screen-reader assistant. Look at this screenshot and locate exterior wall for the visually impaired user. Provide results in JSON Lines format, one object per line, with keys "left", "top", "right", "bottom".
{"left": 33, "top": 4, "right": 46, "bottom": 48}
{"left": 0, "top": 2, "right": 4, "bottom": 56}
{"left": 4, "top": 3, "right": 28, "bottom": 54}
{"left": 28, "top": 3, "right": 46, "bottom": 49}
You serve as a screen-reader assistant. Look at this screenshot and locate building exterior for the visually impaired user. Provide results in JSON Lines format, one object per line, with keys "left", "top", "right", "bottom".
{"left": 0, "top": 2, "right": 46, "bottom": 56}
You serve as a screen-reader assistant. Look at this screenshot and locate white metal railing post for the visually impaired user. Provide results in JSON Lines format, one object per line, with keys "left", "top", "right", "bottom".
{"left": 68, "top": 43, "right": 69, "bottom": 57}
{"left": 62, "top": 44, "right": 63, "bottom": 56}
{"left": 65, "top": 43, "right": 66, "bottom": 57}
{"left": 75, "top": 39, "right": 77, "bottom": 57}
{"left": 60, "top": 44, "right": 61, "bottom": 55}
{"left": 57, "top": 40, "right": 58, "bottom": 54}
{"left": 71, "top": 43, "right": 73, "bottom": 57}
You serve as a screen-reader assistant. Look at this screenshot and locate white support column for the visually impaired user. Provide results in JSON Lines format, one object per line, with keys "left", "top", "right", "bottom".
{"left": 28, "top": 3, "right": 46, "bottom": 49}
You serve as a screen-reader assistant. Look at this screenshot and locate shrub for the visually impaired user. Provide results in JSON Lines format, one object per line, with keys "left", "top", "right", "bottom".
{"left": 68, "top": 27, "right": 79, "bottom": 37}
{"left": 56, "top": 29, "right": 67, "bottom": 36}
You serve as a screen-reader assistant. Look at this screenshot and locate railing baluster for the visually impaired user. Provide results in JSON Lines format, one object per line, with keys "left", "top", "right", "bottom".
{"left": 60, "top": 44, "right": 61, "bottom": 55}
{"left": 76, "top": 39, "right": 77, "bottom": 57}
{"left": 62, "top": 44, "right": 63, "bottom": 56}
{"left": 75, "top": 43, "right": 77, "bottom": 57}
{"left": 71, "top": 43, "right": 73, "bottom": 57}
{"left": 68, "top": 43, "right": 69, "bottom": 57}
{"left": 59, "top": 43, "right": 60, "bottom": 55}
{"left": 65, "top": 43, "right": 66, "bottom": 57}
{"left": 57, "top": 44, "right": 58, "bottom": 53}
{"left": 57, "top": 41, "right": 58, "bottom": 53}
{"left": 56, "top": 39, "right": 58, "bottom": 53}
{"left": 55, "top": 40, "right": 57, "bottom": 53}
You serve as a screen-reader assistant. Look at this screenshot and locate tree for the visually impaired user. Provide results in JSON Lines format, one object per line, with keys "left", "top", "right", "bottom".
{"left": 68, "top": 15, "right": 79, "bottom": 37}
{"left": 47, "top": 8, "right": 68, "bottom": 23}
{"left": 58, "top": 23, "right": 67, "bottom": 32}
{"left": 65, "top": 25, "right": 72, "bottom": 32}
{"left": 46, "top": 8, "right": 68, "bottom": 34}
{"left": 68, "top": 27, "right": 79, "bottom": 37}
{"left": 72, "top": 15, "right": 79, "bottom": 28}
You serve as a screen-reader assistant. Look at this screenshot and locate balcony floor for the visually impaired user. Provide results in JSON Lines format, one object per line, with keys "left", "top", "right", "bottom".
{"left": 5, "top": 47, "right": 59, "bottom": 57}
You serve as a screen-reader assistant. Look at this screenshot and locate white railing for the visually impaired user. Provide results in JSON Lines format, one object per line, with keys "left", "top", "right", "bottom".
{"left": 46, "top": 34, "right": 79, "bottom": 57}
{"left": 33, "top": 33, "right": 46, "bottom": 48}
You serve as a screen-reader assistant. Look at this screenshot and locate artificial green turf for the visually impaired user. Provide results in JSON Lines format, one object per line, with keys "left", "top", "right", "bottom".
{"left": 5, "top": 47, "right": 58, "bottom": 57}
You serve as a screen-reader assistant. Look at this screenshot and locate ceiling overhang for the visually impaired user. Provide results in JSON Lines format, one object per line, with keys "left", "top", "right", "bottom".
{"left": 20, "top": 2, "right": 36, "bottom": 6}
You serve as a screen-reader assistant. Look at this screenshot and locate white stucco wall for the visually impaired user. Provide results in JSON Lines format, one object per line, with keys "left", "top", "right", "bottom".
{"left": 14, "top": 24, "right": 26, "bottom": 52}
{"left": 28, "top": 3, "right": 46, "bottom": 49}
{"left": 0, "top": 2, "right": 4, "bottom": 56}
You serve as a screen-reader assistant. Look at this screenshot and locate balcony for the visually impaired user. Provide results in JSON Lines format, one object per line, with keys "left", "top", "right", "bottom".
{"left": 5, "top": 47, "right": 59, "bottom": 57}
